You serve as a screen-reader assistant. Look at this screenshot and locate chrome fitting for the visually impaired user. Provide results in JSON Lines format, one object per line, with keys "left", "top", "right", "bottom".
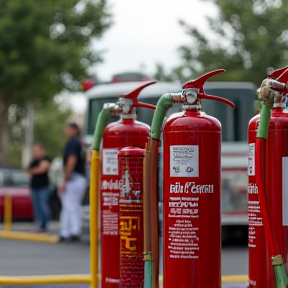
{"left": 117, "top": 98, "right": 133, "bottom": 113}
{"left": 272, "top": 255, "right": 284, "bottom": 266}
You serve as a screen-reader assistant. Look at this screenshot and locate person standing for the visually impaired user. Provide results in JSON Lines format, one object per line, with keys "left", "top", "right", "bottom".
{"left": 59, "top": 122, "right": 86, "bottom": 242}
{"left": 27, "top": 143, "right": 51, "bottom": 233}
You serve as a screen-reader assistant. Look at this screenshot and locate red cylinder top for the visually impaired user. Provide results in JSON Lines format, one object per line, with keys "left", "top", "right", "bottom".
{"left": 249, "top": 108, "right": 288, "bottom": 131}
{"left": 118, "top": 146, "right": 145, "bottom": 157}
{"left": 164, "top": 110, "right": 221, "bottom": 132}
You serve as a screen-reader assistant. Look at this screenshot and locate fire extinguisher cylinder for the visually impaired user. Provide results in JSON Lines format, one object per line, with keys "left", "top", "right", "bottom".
{"left": 90, "top": 80, "right": 157, "bottom": 288}
{"left": 249, "top": 68, "right": 288, "bottom": 288}
{"left": 149, "top": 69, "right": 234, "bottom": 288}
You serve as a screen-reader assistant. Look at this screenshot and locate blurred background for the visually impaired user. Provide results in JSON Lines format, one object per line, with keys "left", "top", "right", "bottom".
{"left": 0, "top": 0, "right": 288, "bottom": 228}
{"left": 1, "top": 0, "right": 288, "bottom": 278}
{"left": 1, "top": 0, "right": 288, "bottom": 169}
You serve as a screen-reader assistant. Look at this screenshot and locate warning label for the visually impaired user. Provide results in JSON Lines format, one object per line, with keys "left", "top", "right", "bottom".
{"left": 248, "top": 144, "right": 255, "bottom": 176}
{"left": 170, "top": 145, "right": 199, "bottom": 177}
{"left": 103, "top": 149, "right": 118, "bottom": 175}
{"left": 168, "top": 196, "right": 200, "bottom": 259}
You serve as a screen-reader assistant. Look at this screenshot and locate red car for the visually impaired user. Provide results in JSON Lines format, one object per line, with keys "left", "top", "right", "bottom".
{"left": 0, "top": 169, "right": 34, "bottom": 220}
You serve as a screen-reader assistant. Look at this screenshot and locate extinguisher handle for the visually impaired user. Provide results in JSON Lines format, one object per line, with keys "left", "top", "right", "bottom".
{"left": 182, "top": 69, "right": 234, "bottom": 108}
{"left": 270, "top": 68, "right": 288, "bottom": 94}
{"left": 134, "top": 102, "right": 156, "bottom": 109}
{"left": 122, "top": 80, "right": 157, "bottom": 109}
{"left": 182, "top": 69, "right": 226, "bottom": 93}
{"left": 200, "top": 93, "right": 235, "bottom": 108}
{"left": 267, "top": 66, "right": 288, "bottom": 79}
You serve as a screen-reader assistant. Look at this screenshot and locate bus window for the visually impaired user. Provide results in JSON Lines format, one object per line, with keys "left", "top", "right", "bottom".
{"left": 203, "top": 87, "right": 257, "bottom": 142}
{"left": 221, "top": 170, "right": 247, "bottom": 213}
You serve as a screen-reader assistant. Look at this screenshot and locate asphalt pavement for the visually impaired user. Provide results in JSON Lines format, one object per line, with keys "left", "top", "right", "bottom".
{"left": 0, "top": 222, "right": 248, "bottom": 287}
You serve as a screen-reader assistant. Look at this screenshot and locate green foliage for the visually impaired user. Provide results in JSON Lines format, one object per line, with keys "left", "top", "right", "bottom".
{"left": 0, "top": 0, "right": 110, "bottom": 165}
{"left": 33, "top": 98, "right": 73, "bottom": 159}
{"left": 155, "top": 0, "right": 288, "bottom": 85}
{"left": 0, "top": 0, "right": 110, "bottom": 102}
{"left": 8, "top": 98, "right": 74, "bottom": 168}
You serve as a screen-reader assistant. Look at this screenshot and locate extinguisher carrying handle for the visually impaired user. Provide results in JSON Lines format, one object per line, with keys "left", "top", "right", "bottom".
{"left": 182, "top": 69, "right": 226, "bottom": 94}
{"left": 267, "top": 66, "right": 288, "bottom": 79}
{"left": 199, "top": 93, "right": 235, "bottom": 108}
{"left": 182, "top": 69, "right": 235, "bottom": 108}
{"left": 122, "top": 80, "right": 157, "bottom": 110}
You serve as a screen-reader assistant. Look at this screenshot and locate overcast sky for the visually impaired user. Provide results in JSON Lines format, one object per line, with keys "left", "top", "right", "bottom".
{"left": 69, "top": 0, "right": 217, "bottom": 112}
{"left": 93, "top": 0, "right": 217, "bottom": 80}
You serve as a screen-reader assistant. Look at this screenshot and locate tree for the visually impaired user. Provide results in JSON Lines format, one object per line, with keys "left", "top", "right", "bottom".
{"left": 9, "top": 98, "right": 74, "bottom": 168}
{"left": 0, "top": 0, "right": 110, "bottom": 165}
{"left": 160, "top": 0, "right": 288, "bottom": 84}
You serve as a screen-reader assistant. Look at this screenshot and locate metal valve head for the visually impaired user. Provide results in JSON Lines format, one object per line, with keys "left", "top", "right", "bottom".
{"left": 182, "top": 69, "right": 235, "bottom": 108}
{"left": 260, "top": 68, "right": 288, "bottom": 105}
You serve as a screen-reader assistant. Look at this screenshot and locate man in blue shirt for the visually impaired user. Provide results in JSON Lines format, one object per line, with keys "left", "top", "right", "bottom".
{"left": 59, "top": 122, "right": 86, "bottom": 242}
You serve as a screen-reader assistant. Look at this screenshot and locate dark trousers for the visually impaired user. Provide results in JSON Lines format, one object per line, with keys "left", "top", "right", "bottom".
{"left": 31, "top": 186, "right": 51, "bottom": 230}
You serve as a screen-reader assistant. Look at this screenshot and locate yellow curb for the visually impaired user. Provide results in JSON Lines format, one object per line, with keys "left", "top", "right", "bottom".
{"left": 159, "top": 275, "right": 248, "bottom": 283}
{"left": 221, "top": 275, "right": 248, "bottom": 283}
{"left": 0, "top": 275, "right": 91, "bottom": 285}
{"left": 0, "top": 274, "right": 248, "bottom": 285}
{"left": 0, "top": 231, "right": 59, "bottom": 243}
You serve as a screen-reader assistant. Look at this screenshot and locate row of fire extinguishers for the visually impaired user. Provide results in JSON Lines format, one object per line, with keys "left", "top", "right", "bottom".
{"left": 89, "top": 67, "right": 288, "bottom": 288}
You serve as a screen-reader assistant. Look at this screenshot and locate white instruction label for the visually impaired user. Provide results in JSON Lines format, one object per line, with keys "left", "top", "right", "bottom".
{"left": 248, "top": 144, "right": 255, "bottom": 176}
{"left": 170, "top": 145, "right": 199, "bottom": 177}
{"left": 283, "top": 157, "right": 288, "bottom": 226}
{"left": 103, "top": 149, "right": 118, "bottom": 175}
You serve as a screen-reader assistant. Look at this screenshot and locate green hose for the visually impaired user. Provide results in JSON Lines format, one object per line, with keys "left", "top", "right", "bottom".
{"left": 274, "top": 263, "right": 287, "bottom": 288}
{"left": 256, "top": 104, "right": 272, "bottom": 139}
{"left": 92, "top": 108, "right": 111, "bottom": 150}
{"left": 144, "top": 254, "right": 153, "bottom": 288}
{"left": 150, "top": 94, "right": 173, "bottom": 140}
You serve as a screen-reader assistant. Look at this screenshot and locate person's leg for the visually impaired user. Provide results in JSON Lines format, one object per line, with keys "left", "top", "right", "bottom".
{"left": 69, "top": 175, "right": 86, "bottom": 237}
{"left": 31, "top": 189, "right": 41, "bottom": 229}
{"left": 60, "top": 188, "right": 71, "bottom": 238}
{"left": 38, "top": 186, "right": 51, "bottom": 231}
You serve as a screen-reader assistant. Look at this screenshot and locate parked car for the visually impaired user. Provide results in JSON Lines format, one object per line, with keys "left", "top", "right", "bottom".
{"left": 0, "top": 168, "right": 33, "bottom": 221}
{"left": 0, "top": 168, "right": 61, "bottom": 221}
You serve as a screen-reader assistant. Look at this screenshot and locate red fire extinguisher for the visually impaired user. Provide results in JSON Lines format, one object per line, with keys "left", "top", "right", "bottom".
{"left": 118, "top": 147, "right": 145, "bottom": 288}
{"left": 94, "top": 81, "right": 156, "bottom": 288}
{"left": 149, "top": 69, "right": 234, "bottom": 288}
{"left": 248, "top": 67, "right": 288, "bottom": 288}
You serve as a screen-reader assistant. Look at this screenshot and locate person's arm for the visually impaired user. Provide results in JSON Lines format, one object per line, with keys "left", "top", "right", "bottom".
{"left": 59, "top": 139, "right": 80, "bottom": 193}
{"left": 27, "top": 160, "right": 50, "bottom": 175}
{"left": 63, "top": 155, "right": 77, "bottom": 182}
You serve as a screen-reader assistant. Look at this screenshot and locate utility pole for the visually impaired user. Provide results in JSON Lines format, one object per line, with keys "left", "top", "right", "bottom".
{"left": 22, "top": 101, "right": 34, "bottom": 168}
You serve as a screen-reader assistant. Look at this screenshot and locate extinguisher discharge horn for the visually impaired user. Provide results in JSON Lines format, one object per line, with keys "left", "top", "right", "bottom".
{"left": 182, "top": 69, "right": 235, "bottom": 108}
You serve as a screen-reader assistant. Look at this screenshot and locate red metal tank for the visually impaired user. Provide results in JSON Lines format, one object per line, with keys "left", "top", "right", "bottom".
{"left": 161, "top": 70, "right": 234, "bottom": 288}
{"left": 248, "top": 67, "right": 288, "bottom": 288}
{"left": 118, "top": 147, "right": 145, "bottom": 288}
{"left": 249, "top": 107, "right": 288, "bottom": 288}
{"left": 248, "top": 113, "right": 267, "bottom": 288}
{"left": 100, "top": 82, "right": 156, "bottom": 288}
{"left": 265, "top": 107, "right": 288, "bottom": 287}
